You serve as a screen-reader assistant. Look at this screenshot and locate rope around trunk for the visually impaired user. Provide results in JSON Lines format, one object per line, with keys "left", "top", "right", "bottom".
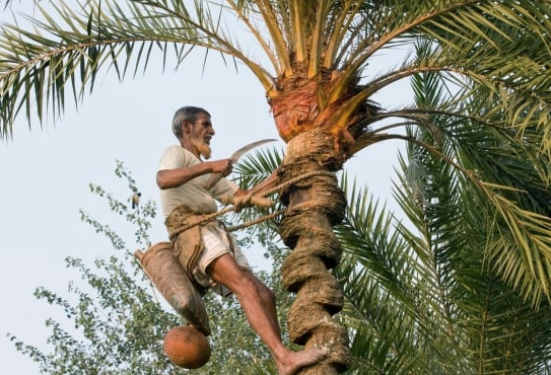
{"left": 169, "top": 170, "right": 336, "bottom": 236}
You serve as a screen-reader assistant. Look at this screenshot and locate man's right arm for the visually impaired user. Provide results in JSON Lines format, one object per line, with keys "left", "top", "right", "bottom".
{"left": 157, "top": 159, "right": 233, "bottom": 190}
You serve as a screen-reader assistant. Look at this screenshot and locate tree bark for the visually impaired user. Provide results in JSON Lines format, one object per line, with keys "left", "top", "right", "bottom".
{"left": 279, "top": 131, "right": 350, "bottom": 374}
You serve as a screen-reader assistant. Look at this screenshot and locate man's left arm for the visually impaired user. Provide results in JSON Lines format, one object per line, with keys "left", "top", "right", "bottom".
{"left": 234, "top": 168, "right": 279, "bottom": 200}
{"left": 212, "top": 167, "right": 279, "bottom": 208}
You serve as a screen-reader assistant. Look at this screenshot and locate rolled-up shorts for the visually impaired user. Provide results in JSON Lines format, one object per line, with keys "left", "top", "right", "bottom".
{"left": 193, "top": 222, "right": 251, "bottom": 297}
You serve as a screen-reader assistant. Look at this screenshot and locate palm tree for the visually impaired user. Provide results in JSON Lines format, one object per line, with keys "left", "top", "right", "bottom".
{"left": 239, "top": 45, "right": 551, "bottom": 373}
{"left": 2, "top": 1, "right": 551, "bottom": 373}
{"left": 334, "top": 49, "right": 551, "bottom": 373}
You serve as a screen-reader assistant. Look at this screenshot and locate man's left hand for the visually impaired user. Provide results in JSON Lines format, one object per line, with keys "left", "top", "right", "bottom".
{"left": 232, "top": 191, "right": 274, "bottom": 211}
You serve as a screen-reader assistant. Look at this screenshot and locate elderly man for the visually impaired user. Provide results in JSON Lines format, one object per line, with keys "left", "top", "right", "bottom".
{"left": 156, "top": 106, "right": 325, "bottom": 375}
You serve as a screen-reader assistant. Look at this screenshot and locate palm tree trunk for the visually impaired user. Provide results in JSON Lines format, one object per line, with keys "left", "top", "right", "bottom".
{"left": 279, "top": 130, "right": 350, "bottom": 374}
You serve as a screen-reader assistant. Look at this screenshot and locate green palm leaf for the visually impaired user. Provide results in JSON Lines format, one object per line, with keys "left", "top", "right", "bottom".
{"left": 228, "top": 147, "right": 284, "bottom": 237}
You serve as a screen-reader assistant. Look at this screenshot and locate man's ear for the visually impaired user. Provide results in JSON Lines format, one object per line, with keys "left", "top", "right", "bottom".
{"left": 182, "top": 120, "right": 192, "bottom": 134}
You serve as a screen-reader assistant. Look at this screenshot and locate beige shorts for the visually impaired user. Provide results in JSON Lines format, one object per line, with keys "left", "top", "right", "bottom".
{"left": 192, "top": 222, "right": 250, "bottom": 297}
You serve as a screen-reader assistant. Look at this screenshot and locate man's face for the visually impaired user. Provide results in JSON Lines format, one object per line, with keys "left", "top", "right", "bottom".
{"left": 189, "top": 112, "right": 214, "bottom": 159}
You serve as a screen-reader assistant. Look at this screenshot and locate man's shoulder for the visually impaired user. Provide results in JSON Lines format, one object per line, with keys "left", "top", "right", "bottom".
{"left": 161, "top": 145, "right": 193, "bottom": 158}
{"left": 159, "top": 145, "right": 198, "bottom": 168}
{"left": 162, "top": 144, "right": 183, "bottom": 153}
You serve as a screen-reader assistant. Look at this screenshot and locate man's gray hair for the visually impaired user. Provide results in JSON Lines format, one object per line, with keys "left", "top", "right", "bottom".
{"left": 172, "top": 106, "right": 211, "bottom": 139}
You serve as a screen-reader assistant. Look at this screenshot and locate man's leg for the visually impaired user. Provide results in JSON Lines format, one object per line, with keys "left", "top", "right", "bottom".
{"left": 207, "top": 254, "right": 326, "bottom": 375}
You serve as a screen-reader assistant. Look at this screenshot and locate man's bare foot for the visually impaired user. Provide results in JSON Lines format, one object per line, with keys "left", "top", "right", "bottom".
{"left": 276, "top": 348, "right": 327, "bottom": 375}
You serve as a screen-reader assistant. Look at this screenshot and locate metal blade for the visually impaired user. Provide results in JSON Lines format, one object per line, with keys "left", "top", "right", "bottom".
{"left": 203, "top": 138, "right": 277, "bottom": 190}
{"left": 229, "top": 138, "right": 277, "bottom": 163}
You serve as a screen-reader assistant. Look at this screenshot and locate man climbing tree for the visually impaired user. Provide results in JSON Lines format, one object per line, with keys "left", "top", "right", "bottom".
{"left": 154, "top": 106, "right": 326, "bottom": 375}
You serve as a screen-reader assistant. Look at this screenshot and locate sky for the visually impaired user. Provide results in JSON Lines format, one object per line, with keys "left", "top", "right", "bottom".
{"left": 0, "top": 4, "right": 411, "bottom": 374}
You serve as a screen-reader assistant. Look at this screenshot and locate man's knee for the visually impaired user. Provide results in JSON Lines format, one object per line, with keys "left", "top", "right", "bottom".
{"left": 207, "top": 255, "right": 274, "bottom": 303}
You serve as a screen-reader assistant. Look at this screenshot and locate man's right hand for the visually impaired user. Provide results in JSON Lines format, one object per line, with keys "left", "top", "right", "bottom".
{"left": 208, "top": 159, "right": 233, "bottom": 177}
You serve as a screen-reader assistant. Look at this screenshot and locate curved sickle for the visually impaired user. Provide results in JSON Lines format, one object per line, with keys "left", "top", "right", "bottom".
{"left": 203, "top": 138, "right": 277, "bottom": 190}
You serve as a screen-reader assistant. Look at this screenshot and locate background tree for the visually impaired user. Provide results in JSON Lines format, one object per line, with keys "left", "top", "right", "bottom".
{"left": 2, "top": 1, "right": 551, "bottom": 373}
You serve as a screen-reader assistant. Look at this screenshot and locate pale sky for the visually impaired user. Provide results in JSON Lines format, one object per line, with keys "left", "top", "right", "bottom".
{"left": 0, "top": 4, "right": 411, "bottom": 374}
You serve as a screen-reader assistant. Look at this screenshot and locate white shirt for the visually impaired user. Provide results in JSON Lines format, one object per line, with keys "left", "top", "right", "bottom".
{"left": 158, "top": 145, "right": 238, "bottom": 218}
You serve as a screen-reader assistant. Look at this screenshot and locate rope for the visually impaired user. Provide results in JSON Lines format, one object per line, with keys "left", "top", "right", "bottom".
{"left": 169, "top": 170, "right": 336, "bottom": 235}
{"left": 227, "top": 208, "right": 285, "bottom": 232}
{"left": 259, "top": 169, "right": 336, "bottom": 198}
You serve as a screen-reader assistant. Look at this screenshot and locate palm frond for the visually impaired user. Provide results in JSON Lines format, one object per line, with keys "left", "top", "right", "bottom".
{"left": 395, "top": 59, "right": 551, "bottom": 372}
{"left": 0, "top": 0, "right": 274, "bottom": 137}
{"left": 335, "top": 173, "right": 434, "bottom": 374}
{"left": 413, "top": 1, "right": 551, "bottom": 155}
{"left": 229, "top": 147, "right": 284, "bottom": 237}
{"left": 334, "top": 45, "right": 551, "bottom": 372}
